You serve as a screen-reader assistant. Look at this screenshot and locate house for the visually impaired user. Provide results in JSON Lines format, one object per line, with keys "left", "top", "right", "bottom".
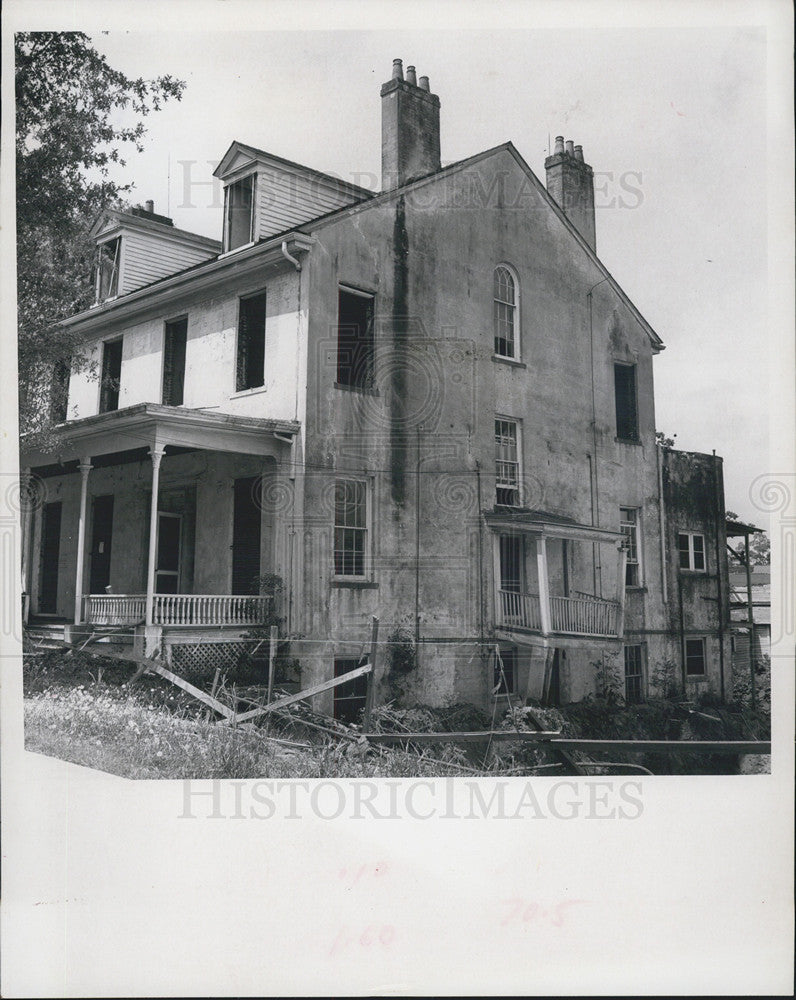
{"left": 20, "top": 59, "right": 734, "bottom": 717}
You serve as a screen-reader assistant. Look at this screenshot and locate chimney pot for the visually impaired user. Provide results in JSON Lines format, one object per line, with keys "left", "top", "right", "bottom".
{"left": 145, "top": 199, "right": 154, "bottom": 213}
{"left": 565, "top": 139, "right": 575, "bottom": 157}
{"left": 554, "top": 136, "right": 565, "bottom": 155}
{"left": 406, "top": 65, "right": 417, "bottom": 86}
{"left": 574, "top": 145, "right": 584, "bottom": 162}
{"left": 419, "top": 75, "right": 430, "bottom": 91}
{"left": 392, "top": 58, "right": 404, "bottom": 81}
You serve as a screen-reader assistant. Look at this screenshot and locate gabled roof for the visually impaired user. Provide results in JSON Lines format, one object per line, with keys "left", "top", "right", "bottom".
{"left": 89, "top": 208, "right": 221, "bottom": 252}
{"left": 300, "top": 141, "right": 664, "bottom": 352}
{"left": 213, "top": 140, "right": 376, "bottom": 202}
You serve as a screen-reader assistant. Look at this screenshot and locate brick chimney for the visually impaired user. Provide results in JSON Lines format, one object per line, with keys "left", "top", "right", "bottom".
{"left": 545, "top": 136, "right": 596, "bottom": 251}
{"left": 381, "top": 58, "right": 441, "bottom": 190}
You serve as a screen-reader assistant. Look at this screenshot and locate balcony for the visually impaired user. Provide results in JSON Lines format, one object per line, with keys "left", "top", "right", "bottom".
{"left": 498, "top": 590, "right": 620, "bottom": 638}
{"left": 487, "top": 508, "right": 627, "bottom": 645}
{"left": 84, "top": 593, "right": 274, "bottom": 628}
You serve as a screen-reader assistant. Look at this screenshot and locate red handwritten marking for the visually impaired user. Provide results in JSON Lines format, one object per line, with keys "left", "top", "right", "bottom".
{"left": 328, "top": 924, "right": 396, "bottom": 958}
{"left": 338, "top": 862, "right": 389, "bottom": 888}
{"left": 499, "top": 898, "right": 588, "bottom": 928}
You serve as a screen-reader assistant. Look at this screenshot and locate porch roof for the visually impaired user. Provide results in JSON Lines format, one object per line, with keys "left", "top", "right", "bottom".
{"left": 484, "top": 507, "right": 623, "bottom": 544}
{"left": 23, "top": 403, "right": 300, "bottom": 464}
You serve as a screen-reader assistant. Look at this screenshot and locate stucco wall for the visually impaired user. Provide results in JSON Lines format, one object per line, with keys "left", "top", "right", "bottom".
{"left": 291, "top": 148, "right": 669, "bottom": 709}
{"left": 66, "top": 270, "right": 302, "bottom": 423}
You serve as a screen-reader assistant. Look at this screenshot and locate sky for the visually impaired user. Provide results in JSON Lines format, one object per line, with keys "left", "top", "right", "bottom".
{"left": 8, "top": 2, "right": 791, "bottom": 524}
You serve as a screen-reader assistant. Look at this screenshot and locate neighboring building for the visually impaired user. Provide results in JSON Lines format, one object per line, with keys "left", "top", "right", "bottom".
{"left": 20, "top": 59, "right": 734, "bottom": 715}
{"left": 729, "top": 564, "right": 771, "bottom": 665}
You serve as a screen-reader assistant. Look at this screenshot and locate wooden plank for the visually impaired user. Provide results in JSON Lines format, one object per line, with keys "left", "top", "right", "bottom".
{"left": 44, "top": 637, "right": 234, "bottom": 719}
{"left": 224, "top": 662, "right": 373, "bottom": 724}
{"left": 363, "top": 616, "right": 379, "bottom": 732}
{"left": 266, "top": 624, "right": 278, "bottom": 705}
{"left": 147, "top": 661, "right": 235, "bottom": 719}
{"left": 364, "top": 732, "right": 771, "bottom": 754}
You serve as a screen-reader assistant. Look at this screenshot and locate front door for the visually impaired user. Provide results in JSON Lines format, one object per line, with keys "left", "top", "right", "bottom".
{"left": 38, "top": 501, "right": 62, "bottom": 614}
{"left": 89, "top": 495, "right": 114, "bottom": 592}
{"left": 232, "top": 476, "right": 262, "bottom": 595}
{"left": 155, "top": 512, "right": 181, "bottom": 593}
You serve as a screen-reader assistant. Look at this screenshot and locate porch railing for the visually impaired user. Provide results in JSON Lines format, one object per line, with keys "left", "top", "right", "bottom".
{"left": 549, "top": 595, "right": 619, "bottom": 637}
{"left": 498, "top": 590, "right": 620, "bottom": 637}
{"left": 84, "top": 593, "right": 273, "bottom": 627}
{"left": 498, "top": 590, "right": 542, "bottom": 631}
{"left": 84, "top": 594, "right": 147, "bottom": 625}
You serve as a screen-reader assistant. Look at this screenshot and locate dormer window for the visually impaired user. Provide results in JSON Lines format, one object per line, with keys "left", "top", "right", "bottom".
{"left": 95, "top": 237, "right": 121, "bottom": 302}
{"left": 223, "top": 174, "right": 256, "bottom": 252}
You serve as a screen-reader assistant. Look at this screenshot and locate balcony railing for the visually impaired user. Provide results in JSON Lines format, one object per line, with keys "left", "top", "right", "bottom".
{"left": 498, "top": 590, "right": 620, "bottom": 638}
{"left": 84, "top": 593, "right": 273, "bottom": 627}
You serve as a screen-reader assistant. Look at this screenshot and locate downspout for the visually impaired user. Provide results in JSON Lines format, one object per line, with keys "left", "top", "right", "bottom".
{"left": 414, "top": 427, "right": 422, "bottom": 652}
{"left": 587, "top": 277, "right": 608, "bottom": 596}
{"left": 280, "top": 241, "right": 301, "bottom": 271}
{"left": 657, "top": 442, "right": 668, "bottom": 603}
{"left": 712, "top": 450, "right": 726, "bottom": 702}
{"left": 677, "top": 574, "right": 686, "bottom": 694}
{"left": 476, "top": 462, "right": 485, "bottom": 659}
{"left": 745, "top": 532, "right": 756, "bottom": 710}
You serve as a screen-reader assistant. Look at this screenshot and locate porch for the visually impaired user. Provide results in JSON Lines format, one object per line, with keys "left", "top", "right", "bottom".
{"left": 487, "top": 509, "right": 626, "bottom": 644}
{"left": 21, "top": 403, "right": 298, "bottom": 634}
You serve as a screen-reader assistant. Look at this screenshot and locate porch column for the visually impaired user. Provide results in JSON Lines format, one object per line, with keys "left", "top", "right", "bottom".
{"left": 20, "top": 468, "right": 33, "bottom": 624}
{"left": 615, "top": 541, "right": 627, "bottom": 638}
{"left": 145, "top": 446, "right": 165, "bottom": 626}
{"left": 73, "top": 458, "right": 92, "bottom": 624}
{"left": 536, "top": 535, "right": 551, "bottom": 636}
{"left": 491, "top": 534, "right": 503, "bottom": 626}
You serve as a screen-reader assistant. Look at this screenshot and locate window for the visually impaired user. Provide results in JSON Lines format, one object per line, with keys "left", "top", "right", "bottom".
{"left": 620, "top": 507, "right": 642, "bottom": 586}
{"left": 493, "top": 265, "right": 518, "bottom": 359}
{"left": 495, "top": 418, "right": 520, "bottom": 506}
{"left": 685, "top": 637, "right": 706, "bottom": 676}
{"left": 99, "top": 338, "right": 123, "bottom": 413}
{"left": 336, "top": 287, "right": 374, "bottom": 389}
{"left": 236, "top": 291, "right": 267, "bottom": 392}
{"left": 494, "top": 647, "right": 518, "bottom": 696}
{"left": 614, "top": 362, "right": 639, "bottom": 441}
{"left": 624, "top": 645, "right": 645, "bottom": 704}
{"left": 162, "top": 317, "right": 188, "bottom": 406}
{"left": 334, "top": 479, "right": 368, "bottom": 578}
{"left": 223, "top": 174, "right": 256, "bottom": 252}
{"left": 333, "top": 657, "right": 368, "bottom": 724}
{"left": 678, "top": 532, "right": 706, "bottom": 572}
{"left": 96, "top": 237, "right": 121, "bottom": 301}
{"left": 50, "top": 358, "right": 70, "bottom": 423}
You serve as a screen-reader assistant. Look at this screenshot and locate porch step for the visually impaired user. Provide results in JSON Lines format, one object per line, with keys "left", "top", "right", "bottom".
{"left": 24, "top": 625, "right": 67, "bottom": 650}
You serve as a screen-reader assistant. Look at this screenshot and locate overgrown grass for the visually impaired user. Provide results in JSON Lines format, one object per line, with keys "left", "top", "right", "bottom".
{"left": 23, "top": 648, "right": 771, "bottom": 778}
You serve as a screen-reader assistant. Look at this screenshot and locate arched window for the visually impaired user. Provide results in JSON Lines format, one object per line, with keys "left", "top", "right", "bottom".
{"left": 493, "top": 265, "right": 519, "bottom": 359}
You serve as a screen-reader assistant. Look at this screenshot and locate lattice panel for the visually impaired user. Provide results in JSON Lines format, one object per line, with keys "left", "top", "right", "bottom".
{"left": 170, "top": 641, "right": 248, "bottom": 679}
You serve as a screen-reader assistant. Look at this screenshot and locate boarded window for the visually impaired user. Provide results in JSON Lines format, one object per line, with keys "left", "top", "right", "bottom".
{"left": 624, "top": 645, "right": 644, "bottom": 703}
{"left": 493, "top": 266, "right": 517, "bottom": 358}
{"left": 333, "top": 657, "right": 368, "bottom": 724}
{"left": 495, "top": 418, "right": 520, "bottom": 506}
{"left": 614, "top": 363, "right": 639, "bottom": 441}
{"left": 334, "top": 479, "right": 367, "bottom": 577}
{"left": 50, "top": 359, "right": 70, "bottom": 423}
{"left": 224, "top": 175, "right": 256, "bottom": 251}
{"left": 99, "top": 339, "right": 123, "bottom": 413}
{"left": 336, "top": 288, "right": 374, "bottom": 389}
{"left": 685, "top": 637, "right": 706, "bottom": 676}
{"left": 163, "top": 317, "right": 188, "bottom": 406}
{"left": 236, "top": 291, "right": 267, "bottom": 392}
{"left": 96, "top": 237, "right": 120, "bottom": 301}
{"left": 232, "top": 476, "right": 262, "bottom": 595}
{"left": 620, "top": 506, "right": 642, "bottom": 586}
{"left": 494, "top": 647, "right": 518, "bottom": 695}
